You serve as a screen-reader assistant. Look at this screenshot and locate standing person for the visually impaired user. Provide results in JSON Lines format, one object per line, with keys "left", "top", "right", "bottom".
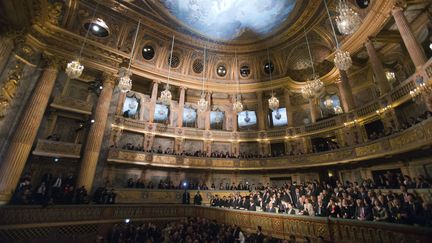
{"left": 194, "top": 191, "right": 203, "bottom": 205}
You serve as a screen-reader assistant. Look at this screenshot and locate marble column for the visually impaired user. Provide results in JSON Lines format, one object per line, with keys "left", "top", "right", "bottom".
{"left": 115, "top": 92, "right": 126, "bottom": 116}
{"left": 309, "top": 98, "right": 318, "bottom": 123}
{"left": 365, "top": 39, "right": 391, "bottom": 94}
{"left": 0, "top": 36, "right": 14, "bottom": 76}
{"left": 148, "top": 81, "right": 159, "bottom": 123}
{"left": 205, "top": 92, "right": 211, "bottom": 130}
{"left": 283, "top": 89, "right": 294, "bottom": 126}
{"left": 256, "top": 91, "right": 266, "bottom": 130}
{"left": 0, "top": 55, "right": 59, "bottom": 204}
{"left": 392, "top": 6, "right": 427, "bottom": 69}
{"left": 177, "top": 87, "right": 186, "bottom": 127}
{"left": 76, "top": 73, "right": 116, "bottom": 191}
{"left": 338, "top": 70, "right": 356, "bottom": 112}
{"left": 231, "top": 94, "right": 238, "bottom": 132}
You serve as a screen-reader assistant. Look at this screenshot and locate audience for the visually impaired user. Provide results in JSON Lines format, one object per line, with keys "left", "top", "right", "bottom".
{"left": 210, "top": 176, "right": 432, "bottom": 226}
{"left": 107, "top": 217, "right": 282, "bottom": 243}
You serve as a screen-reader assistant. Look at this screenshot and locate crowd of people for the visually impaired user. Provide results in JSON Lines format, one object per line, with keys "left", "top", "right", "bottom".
{"left": 12, "top": 172, "right": 116, "bottom": 205}
{"left": 209, "top": 175, "right": 432, "bottom": 226}
{"left": 105, "top": 217, "right": 288, "bottom": 243}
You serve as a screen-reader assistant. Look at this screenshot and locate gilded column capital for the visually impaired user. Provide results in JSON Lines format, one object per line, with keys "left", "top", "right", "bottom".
{"left": 392, "top": 0, "right": 406, "bottom": 10}
{"left": 41, "top": 53, "right": 63, "bottom": 70}
{"left": 102, "top": 72, "right": 117, "bottom": 87}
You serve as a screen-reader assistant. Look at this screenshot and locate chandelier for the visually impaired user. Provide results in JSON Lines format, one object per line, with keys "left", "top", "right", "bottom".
{"left": 324, "top": 0, "right": 352, "bottom": 72}
{"left": 301, "top": 79, "right": 324, "bottom": 99}
{"left": 233, "top": 50, "right": 243, "bottom": 113}
{"left": 335, "top": 0, "right": 362, "bottom": 35}
{"left": 266, "top": 48, "right": 279, "bottom": 111}
{"left": 117, "top": 19, "right": 141, "bottom": 93}
{"left": 334, "top": 49, "right": 352, "bottom": 71}
{"left": 65, "top": 4, "right": 99, "bottom": 79}
{"left": 159, "top": 35, "right": 176, "bottom": 105}
{"left": 410, "top": 82, "right": 432, "bottom": 104}
{"left": 233, "top": 97, "right": 243, "bottom": 113}
{"left": 268, "top": 95, "right": 279, "bottom": 111}
{"left": 118, "top": 67, "right": 132, "bottom": 93}
{"left": 197, "top": 44, "right": 208, "bottom": 112}
{"left": 301, "top": 30, "right": 324, "bottom": 99}
{"left": 324, "top": 96, "right": 334, "bottom": 109}
{"left": 65, "top": 60, "right": 84, "bottom": 79}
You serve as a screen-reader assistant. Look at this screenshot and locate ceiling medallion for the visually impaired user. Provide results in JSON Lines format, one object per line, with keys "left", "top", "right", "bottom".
{"left": 334, "top": 49, "right": 352, "bottom": 71}
{"left": 268, "top": 95, "right": 280, "bottom": 111}
{"left": 336, "top": 0, "right": 362, "bottom": 35}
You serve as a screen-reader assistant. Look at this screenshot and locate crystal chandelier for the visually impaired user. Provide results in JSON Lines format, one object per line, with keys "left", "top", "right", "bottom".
{"left": 410, "top": 82, "right": 432, "bottom": 104}
{"left": 334, "top": 49, "right": 352, "bottom": 71}
{"left": 301, "top": 30, "right": 324, "bottom": 99}
{"left": 324, "top": 96, "right": 334, "bottom": 109}
{"left": 159, "top": 35, "right": 175, "bottom": 105}
{"left": 233, "top": 96, "right": 243, "bottom": 113}
{"left": 233, "top": 50, "right": 243, "bottom": 113}
{"left": 197, "top": 44, "right": 208, "bottom": 112}
{"left": 65, "top": 60, "right": 84, "bottom": 79}
{"left": 324, "top": 0, "right": 352, "bottom": 71}
{"left": 266, "top": 48, "right": 279, "bottom": 111}
{"left": 118, "top": 19, "right": 141, "bottom": 93}
{"left": 65, "top": 4, "right": 99, "bottom": 79}
{"left": 268, "top": 95, "right": 279, "bottom": 111}
{"left": 197, "top": 93, "right": 208, "bottom": 112}
{"left": 301, "top": 79, "right": 324, "bottom": 99}
{"left": 118, "top": 67, "right": 132, "bottom": 93}
{"left": 335, "top": 0, "right": 362, "bottom": 35}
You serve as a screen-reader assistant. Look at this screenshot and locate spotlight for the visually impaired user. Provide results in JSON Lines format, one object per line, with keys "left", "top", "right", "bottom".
{"left": 92, "top": 24, "right": 100, "bottom": 32}
{"left": 183, "top": 182, "right": 187, "bottom": 187}
{"left": 91, "top": 119, "right": 95, "bottom": 123}
{"left": 54, "top": 158, "right": 59, "bottom": 162}
{"left": 124, "top": 218, "right": 130, "bottom": 224}
{"left": 99, "top": 85, "right": 103, "bottom": 90}
{"left": 429, "top": 43, "right": 432, "bottom": 51}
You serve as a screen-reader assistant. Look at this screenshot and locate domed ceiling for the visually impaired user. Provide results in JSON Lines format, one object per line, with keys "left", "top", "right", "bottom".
{"left": 159, "top": 0, "right": 297, "bottom": 41}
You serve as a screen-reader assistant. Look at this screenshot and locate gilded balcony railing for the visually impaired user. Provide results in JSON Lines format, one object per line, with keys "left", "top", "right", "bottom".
{"left": 32, "top": 139, "right": 82, "bottom": 158}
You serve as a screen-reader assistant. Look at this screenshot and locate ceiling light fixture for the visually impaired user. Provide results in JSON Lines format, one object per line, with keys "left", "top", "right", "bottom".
{"left": 118, "top": 19, "right": 141, "bottom": 93}
{"left": 159, "top": 35, "right": 175, "bottom": 106}
{"left": 267, "top": 48, "right": 279, "bottom": 111}
{"left": 233, "top": 50, "right": 243, "bottom": 113}
{"left": 335, "top": 0, "right": 362, "bottom": 35}
{"left": 197, "top": 44, "right": 208, "bottom": 112}
{"left": 301, "top": 29, "right": 324, "bottom": 99}
{"left": 324, "top": 0, "right": 352, "bottom": 71}
{"left": 65, "top": 3, "right": 99, "bottom": 79}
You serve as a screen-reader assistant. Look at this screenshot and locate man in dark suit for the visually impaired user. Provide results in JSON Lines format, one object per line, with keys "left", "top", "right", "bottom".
{"left": 286, "top": 202, "right": 296, "bottom": 215}
{"left": 193, "top": 191, "right": 202, "bottom": 205}
{"left": 355, "top": 199, "right": 372, "bottom": 221}
{"left": 315, "top": 199, "right": 328, "bottom": 217}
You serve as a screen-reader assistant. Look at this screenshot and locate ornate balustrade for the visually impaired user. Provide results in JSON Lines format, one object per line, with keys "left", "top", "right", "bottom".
{"left": 108, "top": 118, "right": 432, "bottom": 170}
{"left": 0, "top": 205, "right": 431, "bottom": 242}
{"left": 32, "top": 139, "right": 82, "bottom": 158}
{"left": 50, "top": 95, "right": 93, "bottom": 115}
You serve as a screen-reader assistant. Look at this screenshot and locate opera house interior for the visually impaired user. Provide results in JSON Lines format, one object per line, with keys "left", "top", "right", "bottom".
{"left": 1, "top": 0, "right": 432, "bottom": 242}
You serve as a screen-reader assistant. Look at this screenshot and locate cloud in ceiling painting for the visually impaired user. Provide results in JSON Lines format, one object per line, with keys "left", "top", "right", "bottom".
{"left": 160, "top": 0, "right": 296, "bottom": 41}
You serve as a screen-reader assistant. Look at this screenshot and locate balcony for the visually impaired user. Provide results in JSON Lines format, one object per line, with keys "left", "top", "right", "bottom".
{"left": 32, "top": 139, "right": 82, "bottom": 158}
{"left": 108, "top": 118, "right": 432, "bottom": 170}
{"left": 0, "top": 205, "right": 430, "bottom": 243}
{"left": 50, "top": 96, "right": 93, "bottom": 115}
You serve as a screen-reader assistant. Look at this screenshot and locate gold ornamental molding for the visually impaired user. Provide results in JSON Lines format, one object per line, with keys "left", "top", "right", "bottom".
{"left": 32, "top": 139, "right": 82, "bottom": 158}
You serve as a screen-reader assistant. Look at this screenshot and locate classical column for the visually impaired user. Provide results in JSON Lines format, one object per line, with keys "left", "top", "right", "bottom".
{"left": 177, "top": 87, "right": 186, "bottom": 127}
{"left": 205, "top": 92, "right": 211, "bottom": 130}
{"left": 365, "top": 39, "right": 391, "bottom": 94}
{"left": 231, "top": 94, "right": 238, "bottom": 132}
{"left": 148, "top": 81, "right": 159, "bottom": 123}
{"left": 283, "top": 89, "right": 294, "bottom": 126}
{"left": 76, "top": 73, "right": 116, "bottom": 191}
{"left": 309, "top": 98, "right": 318, "bottom": 123}
{"left": 256, "top": 91, "right": 266, "bottom": 130}
{"left": 392, "top": 6, "right": 427, "bottom": 69}
{"left": 337, "top": 70, "right": 356, "bottom": 112}
{"left": 0, "top": 55, "right": 59, "bottom": 204}
{"left": 115, "top": 92, "right": 126, "bottom": 116}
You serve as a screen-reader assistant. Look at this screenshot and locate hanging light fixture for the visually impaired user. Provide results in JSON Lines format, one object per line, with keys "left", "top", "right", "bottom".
{"left": 65, "top": 4, "right": 99, "bottom": 79}
{"left": 197, "top": 44, "right": 208, "bottom": 112}
{"left": 301, "top": 29, "right": 324, "bottom": 99}
{"left": 266, "top": 48, "right": 279, "bottom": 111}
{"left": 159, "top": 35, "right": 175, "bottom": 106}
{"left": 335, "top": 0, "right": 362, "bottom": 35}
{"left": 324, "top": 0, "right": 352, "bottom": 71}
{"left": 233, "top": 50, "right": 243, "bottom": 113}
{"left": 118, "top": 19, "right": 141, "bottom": 93}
